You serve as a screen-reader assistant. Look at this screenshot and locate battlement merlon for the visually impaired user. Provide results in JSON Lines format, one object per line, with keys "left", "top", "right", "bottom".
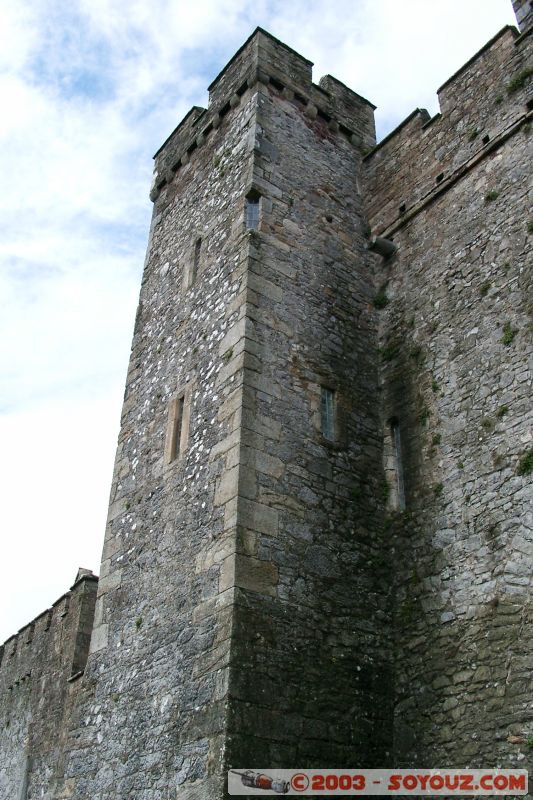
{"left": 207, "top": 26, "right": 313, "bottom": 108}
{"left": 150, "top": 27, "right": 376, "bottom": 197}
{"left": 513, "top": 0, "right": 533, "bottom": 33}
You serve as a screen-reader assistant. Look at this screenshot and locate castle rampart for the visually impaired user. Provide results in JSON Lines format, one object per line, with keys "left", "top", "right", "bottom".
{"left": 362, "top": 15, "right": 532, "bottom": 768}
{"left": 0, "top": 571, "right": 97, "bottom": 798}
{"left": 364, "top": 25, "right": 532, "bottom": 235}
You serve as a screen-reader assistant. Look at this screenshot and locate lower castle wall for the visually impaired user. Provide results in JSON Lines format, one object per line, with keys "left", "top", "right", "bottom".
{"left": 0, "top": 574, "right": 97, "bottom": 799}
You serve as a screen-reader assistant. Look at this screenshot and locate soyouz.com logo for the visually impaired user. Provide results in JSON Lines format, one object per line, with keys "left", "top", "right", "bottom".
{"left": 228, "top": 769, "right": 528, "bottom": 795}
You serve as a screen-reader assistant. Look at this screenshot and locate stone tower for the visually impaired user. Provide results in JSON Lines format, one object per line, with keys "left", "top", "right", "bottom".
{"left": 61, "top": 29, "right": 393, "bottom": 797}
{"left": 0, "top": 7, "right": 532, "bottom": 800}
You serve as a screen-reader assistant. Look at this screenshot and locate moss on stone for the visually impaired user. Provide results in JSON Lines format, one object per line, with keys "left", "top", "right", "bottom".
{"left": 501, "top": 321, "right": 517, "bottom": 346}
{"left": 507, "top": 66, "right": 533, "bottom": 93}
{"left": 517, "top": 448, "right": 533, "bottom": 476}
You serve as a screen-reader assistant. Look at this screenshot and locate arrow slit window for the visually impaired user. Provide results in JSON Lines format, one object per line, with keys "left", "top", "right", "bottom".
{"left": 386, "top": 419, "right": 405, "bottom": 510}
{"left": 245, "top": 193, "right": 260, "bottom": 229}
{"left": 320, "top": 387, "right": 336, "bottom": 441}
{"left": 165, "top": 394, "right": 187, "bottom": 464}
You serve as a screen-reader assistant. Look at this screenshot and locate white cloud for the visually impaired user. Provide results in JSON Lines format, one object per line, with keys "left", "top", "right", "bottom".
{"left": 0, "top": 392, "right": 121, "bottom": 636}
{"left": 0, "top": 0, "right": 518, "bottom": 641}
{"left": 0, "top": 2, "right": 39, "bottom": 71}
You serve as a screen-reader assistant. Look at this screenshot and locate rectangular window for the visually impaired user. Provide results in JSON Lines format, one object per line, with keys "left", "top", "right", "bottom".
{"left": 245, "top": 196, "right": 260, "bottom": 230}
{"left": 192, "top": 237, "right": 202, "bottom": 279}
{"left": 183, "top": 237, "right": 202, "bottom": 291}
{"left": 391, "top": 420, "right": 406, "bottom": 510}
{"left": 165, "top": 385, "right": 194, "bottom": 465}
{"left": 166, "top": 395, "right": 185, "bottom": 463}
{"left": 320, "top": 387, "right": 335, "bottom": 441}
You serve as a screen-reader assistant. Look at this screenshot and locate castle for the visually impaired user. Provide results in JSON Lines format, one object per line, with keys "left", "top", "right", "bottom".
{"left": 1, "top": 2, "right": 532, "bottom": 797}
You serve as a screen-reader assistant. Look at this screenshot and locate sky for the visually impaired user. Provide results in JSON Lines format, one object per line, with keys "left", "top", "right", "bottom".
{"left": 0, "top": 0, "right": 518, "bottom": 643}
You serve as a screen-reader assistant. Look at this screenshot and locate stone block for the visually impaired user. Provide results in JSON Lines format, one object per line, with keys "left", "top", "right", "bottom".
{"left": 233, "top": 554, "right": 279, "bottom": 596}
{"left": 214, "top": 466, "right": 239, "bottom": 506}
{"left": 89, "top": 624, "right": 108, "bottom": 653}
{"left": 96, "top": 571, "right": 122, "bottom": 595}
{"left": 237, "top": 498, "right": 279, "bottom": 536}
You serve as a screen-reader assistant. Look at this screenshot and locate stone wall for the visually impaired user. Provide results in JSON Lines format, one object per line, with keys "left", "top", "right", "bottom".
{"left": 363, "top": 18, "right": 532, "bottom": 770}
{"left": 0, "top": 571, "right": 97, "bottom": 799}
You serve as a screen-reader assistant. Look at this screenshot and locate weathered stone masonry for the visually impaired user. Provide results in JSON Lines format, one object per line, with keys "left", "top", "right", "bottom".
{"left": 0, "top": 4, "right": 531, "bottom": 799}
{"left": 363, "top": 15, "right": 533, "bottom": 769}
{"left": 0, "top": 570, "right": 97, "bottom": 799}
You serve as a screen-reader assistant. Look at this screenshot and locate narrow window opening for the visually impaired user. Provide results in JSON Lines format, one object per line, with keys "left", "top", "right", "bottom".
{"left": 193, "top": 237, "right": 202, "bottom": 278}
{"left": 482, "top": 134, "right": 490, "bottom": 144}
{"left": 390, "top": 420, "right": 406, "bottom": 510}
{"left": 168, "top": 395, "right": 185, "bottom": 463}
{"left": 165, "top": 384, "right": 194, "bottom": 464}
{"left": 399, "top": 203, "right": 406, "bottom": 215}
{"left": 245, "top": 194, "right": 260, "bottom": 230}
{"left": 436, "top": 172, "right": 444, "bottom": 184}
{"left": 320, "top": 387, "right": 336, "bottom": 441}
{"left": 184, "top": 238, "right": 202, "bottom": 291}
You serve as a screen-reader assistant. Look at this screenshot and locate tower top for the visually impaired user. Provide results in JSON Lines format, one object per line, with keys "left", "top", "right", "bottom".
{"left": 512, "top": 0, "right": 533, "bottom": 32}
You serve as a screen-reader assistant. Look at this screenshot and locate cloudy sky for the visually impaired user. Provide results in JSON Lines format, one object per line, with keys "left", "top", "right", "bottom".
{"left": 0, "top": 0, "right": 518, "bottom": 643}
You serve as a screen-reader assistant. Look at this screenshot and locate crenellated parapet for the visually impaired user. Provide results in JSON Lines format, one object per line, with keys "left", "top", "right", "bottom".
{"left": 150, "top": 27, "right": 376, "bottom": 202}
{"left": 363, "top": 24, "right": 532, "bottom": 234}
{"left": 0, "top": 571, "right": 98, "bottom": 798}
{"left": 0, "top": 569, "right": 98, "bottom": 694}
